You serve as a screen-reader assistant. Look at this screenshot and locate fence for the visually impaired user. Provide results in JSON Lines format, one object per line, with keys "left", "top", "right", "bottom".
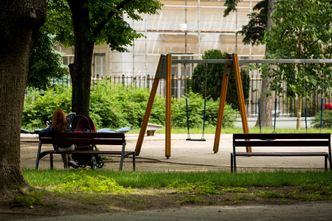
{"left": 40, "top": 59, "right": 332, "bottom": 119}
{"left": 90, "top": 75, "right": 328, "bottom": 118}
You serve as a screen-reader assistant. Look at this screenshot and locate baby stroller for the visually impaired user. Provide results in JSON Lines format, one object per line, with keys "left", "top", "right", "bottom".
{"left": 67, "top": 113, "right": 104, "bottom": 169}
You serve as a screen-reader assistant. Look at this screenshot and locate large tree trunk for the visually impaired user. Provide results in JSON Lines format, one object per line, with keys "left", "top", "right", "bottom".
{"left": 0, "top": 0, "right": 46, "bottom": 197}
{"left": 68, "top": 0, "right": 94, "bottom": 117}
{"left": 257, "top": 0, "right": 275, "bottom": 128}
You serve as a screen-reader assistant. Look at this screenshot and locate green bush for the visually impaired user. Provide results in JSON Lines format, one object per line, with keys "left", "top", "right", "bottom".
{"left": 312, "top": 110, "right": 332, "bottom": 128}
{"left": 191, "top": 49, "right": 250, "bottom": 110}
{"left": 23, "top": 81, "right": 237, "bottom": 130}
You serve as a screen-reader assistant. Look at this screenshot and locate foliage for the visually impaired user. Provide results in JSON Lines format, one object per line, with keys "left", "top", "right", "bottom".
{"left": 191, "top": 49, "right": 250, "bottom": 110}
{"left": 239, "top": 0, "right": 267, "bottom": 45}
{"left": 223, "top": 0, "right": 241, "bottom": 16}
{"left": 52, "top": 173, "right": 130, "bottom": 193}
{"left": 172, "top": 92, "right": 237, "bottom": 128}
{"left": 266, "top": 0, "right": 332, "bottom": 98}
{"left": 47, "top": 0, "right": 162, "bottom": 50}
{"left": 23, "top": 87, "right": 72, "bottom": 129}
{"left": 46, "top": 0, "right": 74, "bottom": 46}
{"left": 45, "top": 0, "right": 162, "bottom": 116}
{"left": 312, "top": 110, "right": 332, "bottom": 128}
{"left": 224, "top": 0, "right": 268, "bottom": 46}
{"left": 23, "top": 81, "right": 237, "bottom": 130}
{"left": 28, "top": 27, "right": 68, "bottom": 89}
{"left": 12, "top": 192, "right": 44, "bottom": 207}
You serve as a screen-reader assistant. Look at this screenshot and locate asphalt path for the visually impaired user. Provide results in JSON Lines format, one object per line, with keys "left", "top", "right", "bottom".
{"left": 15, "top": 202, "right": 332, "bottom": 221}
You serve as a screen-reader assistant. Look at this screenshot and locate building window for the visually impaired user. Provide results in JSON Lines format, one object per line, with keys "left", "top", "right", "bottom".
{"left": 94, "top": 53, "right": 106, "bottom": 78}
{"left": 62, "top": 55, "right": 74, "bottom": 67}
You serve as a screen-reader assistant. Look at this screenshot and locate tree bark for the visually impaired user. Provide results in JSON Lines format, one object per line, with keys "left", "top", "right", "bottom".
{"left": 68, "top": 0, "right": 94, "bottom": 116}
{"left": 0, "top": 0, "right": 46, "bottom": 197}
{"left": 256, "top": 0, "right": 275, "bottom": 128}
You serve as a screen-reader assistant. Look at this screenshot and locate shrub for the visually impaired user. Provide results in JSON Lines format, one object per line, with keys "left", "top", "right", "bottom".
{"left": 312, "top": 110, "right": 332, "bottom": 128}
{"left": 191, "top": 49, "right": 250, "bottom": 110}
{"left": 23, "top": 81, "right": 237, "bottom": 130}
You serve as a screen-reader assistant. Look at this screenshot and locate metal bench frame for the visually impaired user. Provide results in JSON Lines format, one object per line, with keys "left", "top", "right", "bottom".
{"left": 35, "top": 132, "right": 135, "bottom": 171}
{"left": 231, "top": 133, "right": 332, "bottom": 172}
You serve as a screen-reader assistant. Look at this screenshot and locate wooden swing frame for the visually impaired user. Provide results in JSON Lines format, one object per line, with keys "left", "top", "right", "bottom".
{"left": 135, "top": 53, "right": 251, "bottom": 158}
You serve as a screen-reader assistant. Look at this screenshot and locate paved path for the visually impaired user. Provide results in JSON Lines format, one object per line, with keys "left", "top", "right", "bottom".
{"left": 21, "top": 133, "right": 329, "bottom": 171}
{"left": 15, "top": 202, "right": 332, "bottom": 221}
{"left": 19, "top": 134, "right": 332, "bottom": 221}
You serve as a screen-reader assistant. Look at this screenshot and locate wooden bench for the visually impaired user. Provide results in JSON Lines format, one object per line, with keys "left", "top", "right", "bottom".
{"left": 231, "top": 133, "right": 332, "bottom": 172}
{"left": 35, "top": 132, "right": 135, "bottom": 171}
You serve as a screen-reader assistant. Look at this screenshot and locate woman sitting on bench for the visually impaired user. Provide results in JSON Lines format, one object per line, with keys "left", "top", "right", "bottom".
{"left": 40, "top": 108, "right": 78, "bottom": 168}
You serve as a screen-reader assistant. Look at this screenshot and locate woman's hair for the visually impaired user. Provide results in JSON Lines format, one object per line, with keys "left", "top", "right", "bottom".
{"left": 51, "top": 108, "right": 67, "bottom": 132}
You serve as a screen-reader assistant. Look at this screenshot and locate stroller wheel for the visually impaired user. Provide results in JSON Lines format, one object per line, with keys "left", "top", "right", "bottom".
{"left": 96, "top": 160, "right": 104, "bottom": 168}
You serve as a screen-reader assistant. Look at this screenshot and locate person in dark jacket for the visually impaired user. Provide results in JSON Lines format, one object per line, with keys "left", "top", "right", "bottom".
{"left": 41, "top": 108, "right": 78, "bottom": 168}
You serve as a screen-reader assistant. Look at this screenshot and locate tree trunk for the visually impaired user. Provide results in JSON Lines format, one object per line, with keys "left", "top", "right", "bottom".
{"left": 68, "top": 0, "right": 94, "bottom": 117}
{"left": 296, "top": 96, "right": 303, "bottom": 129}
{"left": 0, "top": 0, "right": 46, "bottom": 197}
{"left": 256, "top": 0, "right": 275, "bottom": 128}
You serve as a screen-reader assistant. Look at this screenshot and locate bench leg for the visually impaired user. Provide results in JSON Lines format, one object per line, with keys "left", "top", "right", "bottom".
{"left": 133, "top": 153, "right": 136, "bottom": 171}
{"left": 35, "top": 142, "right": 42, "bottom": 170}
{"left": 50, "top": 154, "right": 54, "bottom": 170}
{"left": 119, "top": 157, "right": 124, "bottom": 171}
{"left": 233, "top": 153, "right": 237, "bottom": 173}
{"left": 230, "top": 153, "right": 234, "bottom": 173}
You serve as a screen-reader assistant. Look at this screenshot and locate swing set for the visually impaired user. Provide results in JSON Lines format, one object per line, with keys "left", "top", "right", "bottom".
{"left": 135, "top": 54, "right": 332, "bottom": 158}
{"left": 135, "top": 53, "right": 250, "bottom": 158}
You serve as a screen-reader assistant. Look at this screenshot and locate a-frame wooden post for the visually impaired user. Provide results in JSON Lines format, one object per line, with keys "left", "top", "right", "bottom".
{"left": 213, "top": 55, "right": 231, "bottom": 153}
{"left": 213, "top": 53, "right": 251, "bottom": 153}
{"left": 135, "top": 54, "right": 172, "bottom": 158}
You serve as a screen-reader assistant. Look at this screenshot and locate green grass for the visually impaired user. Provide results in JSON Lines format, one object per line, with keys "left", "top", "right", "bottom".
{"left": 24, "top": 170, "right": 332, "bottom": 197}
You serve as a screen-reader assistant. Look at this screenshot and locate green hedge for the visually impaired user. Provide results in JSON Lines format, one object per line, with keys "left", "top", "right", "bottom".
{"left": 23, "top": 81, "right": 237, "bottom": 130}
{"left": 312, "top": 110, "right": 332, "bottom": 128}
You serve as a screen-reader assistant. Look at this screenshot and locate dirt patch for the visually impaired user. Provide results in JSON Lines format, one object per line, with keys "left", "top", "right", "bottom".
{"left": 0, "top": 186, "right": 325, "bottom": 220}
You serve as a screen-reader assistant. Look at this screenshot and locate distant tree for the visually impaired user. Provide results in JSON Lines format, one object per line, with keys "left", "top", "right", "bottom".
{"left": 47, "top": 0, "right": 162, "bottom": 116}
{"left": 266, "top": 0, "right": 332, "bottom": 128}
{"left": 191, "top": 49, "right": 250, "bottom": 110}
{"left": 224, "top": 0, "right": 275, "bottom": 127}
{"left": 28, "top": 27, "right": 68, "bottom": 89}
{"left": 0, "top": 0, "right": 46, "bottom": 197}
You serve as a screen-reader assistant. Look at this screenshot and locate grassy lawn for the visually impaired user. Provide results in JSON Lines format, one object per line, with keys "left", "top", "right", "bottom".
{"left": 22, "top": 170, "right": 332, "bottom": 206}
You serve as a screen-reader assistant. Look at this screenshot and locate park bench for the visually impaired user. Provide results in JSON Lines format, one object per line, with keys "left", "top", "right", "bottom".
{"left": 35, "top": 132, "right": 135, "bottom": 171}
{"left": 231, "top": 133, "right": 332, "bottom": 172}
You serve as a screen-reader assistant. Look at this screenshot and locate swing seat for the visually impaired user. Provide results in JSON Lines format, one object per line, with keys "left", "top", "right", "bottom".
{"left": 186, "top": 138, "right": 206, "bottom": 142}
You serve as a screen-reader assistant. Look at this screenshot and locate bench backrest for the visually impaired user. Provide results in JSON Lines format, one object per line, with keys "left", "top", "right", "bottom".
{"left": 39, "top": 132, "right": 125, "bottom": 146}
{"left": 233, "top": 133, "right": 331, "bottom": 147}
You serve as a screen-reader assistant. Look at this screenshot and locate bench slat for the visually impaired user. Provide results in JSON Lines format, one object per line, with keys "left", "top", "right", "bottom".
{"left": 233, "top": 133, "right": 330, "bottom": 140}
{"left": 41, "top": 139, "right": 124, "bottom": 146}
{"left": 234, "top": 140, "right": 330, "bottom": 147}
{"left": 235, "top": 152, "right": 328, "bottom": 156}
{"left": 40, "top": 132, "right": 125, "bottom": 139}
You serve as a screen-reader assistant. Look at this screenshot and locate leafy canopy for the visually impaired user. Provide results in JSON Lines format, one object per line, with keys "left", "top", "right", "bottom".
{"left": 265, "top": 0, "right": 332, "bottom": 97}
{"left": 47, "top": 0, "right": 162, "bottom": 51}
{"left": 191, "top": 49, "right": 250, "bottom": 110}
{"left": 28, "top": 27, "right": 68, "bottom": 89}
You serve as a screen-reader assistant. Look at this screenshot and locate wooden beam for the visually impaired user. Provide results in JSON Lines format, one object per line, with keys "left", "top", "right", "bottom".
{"left": 232, "top": 53, "right": 251, "bottom": 152}
{"left": 135, "top": 55, "right": 164, "bottom": 155}
{"left": 213, "top": 61, "right": 230, "bottom": 153}
{"left": 165, "top": 54, "right": 172, "bottom": 158}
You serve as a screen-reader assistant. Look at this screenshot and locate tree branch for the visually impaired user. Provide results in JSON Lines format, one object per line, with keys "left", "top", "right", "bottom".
{"left": 92, "top": 0, "right": 133, "bottom": 38}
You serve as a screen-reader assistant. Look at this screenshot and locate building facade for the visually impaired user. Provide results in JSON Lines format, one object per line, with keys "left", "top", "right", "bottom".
{"left": 58, "top": 0, "right": 264, "bottom": 78}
